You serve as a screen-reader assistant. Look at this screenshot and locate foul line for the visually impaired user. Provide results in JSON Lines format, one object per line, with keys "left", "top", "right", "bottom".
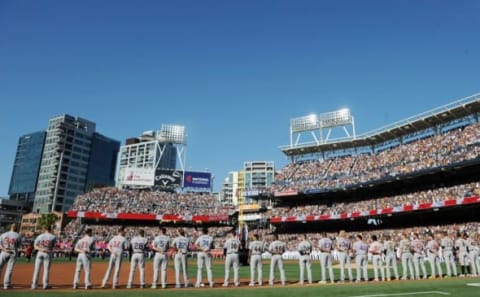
{"left": 349, "top": 291, "right": 450, "bottom": 297}
{"left": 466, "top": 283, "right": 480, "bottom": 287}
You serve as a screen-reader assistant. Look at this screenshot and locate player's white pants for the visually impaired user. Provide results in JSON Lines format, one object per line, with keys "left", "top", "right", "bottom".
{"left": 413, "top": 253, "right": 427, "bottom": 279}
{"left": 196, "top": 252, "right": 213, "bottom": 287}
{"left": 152, "top": 253, "right": 168, "bottom": 288}
{"left": 250, "top": 254, "right": 263, "bottom": 285}
{"left": 319, "top": 252, "right": 334, "bottom": 282}
{"left": 401, "top": 252, "right": 415, "bottom": 280}
{"left": 128, "top": 253, "right": 145, "bottom": 287}
{"left": 468, "top": 251, "right": 479, "bottom": 276}
{"left": 427, "top": 253, "right": 443, "bottom": 277}
{"left": 443, "top": 251, "right": 457, "bottom": 276}
{"left": 385, "top": 253, "right": 399, "bottom": 280}
{"left": 355, "top": 254, "right": 368, "bottom": 281}
{"left": 73, "top": 253, "right": 91, "bottom": 288}
{"left": 337, "top": 251, "right": 353, "bottom": 281}
{"left": 458, "top": 251, "right": 469, "bottom": 267}
{"left": 174, "top": 253, "right": 189, "bottom": 287}
{"left": 299, "top": 255, "right": 312, "bottom": 284}
{"left": 102, "top": 253, "right": 123, "bottom": 287}
{"left": 269, "top": 254, "right": 286, "bottom": 285}
{"left": 32, "top": 252, "right": 51, "bottom": 289}
{"left": 0, "top": 251, "right": 16, "bottom": 289}
{"left": 224, "top": 253, "right": 239, "bottom": 286}
{"left": 371, "top": 254, "right": 385, "bottom": 281}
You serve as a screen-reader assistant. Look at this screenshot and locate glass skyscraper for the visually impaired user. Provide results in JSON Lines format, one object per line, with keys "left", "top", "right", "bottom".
{"left": 8, "top": 131, "right": 46, "bottom": 208}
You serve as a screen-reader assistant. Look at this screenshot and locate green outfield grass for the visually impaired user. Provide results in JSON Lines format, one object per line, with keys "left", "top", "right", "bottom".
{"left": 6, "top": 259, "right": 480, "bottom": 297}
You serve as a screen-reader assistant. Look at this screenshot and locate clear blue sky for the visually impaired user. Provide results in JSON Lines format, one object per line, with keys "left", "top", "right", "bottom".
{"left": 1, "top": 0, "right": 479, "bottom": 196}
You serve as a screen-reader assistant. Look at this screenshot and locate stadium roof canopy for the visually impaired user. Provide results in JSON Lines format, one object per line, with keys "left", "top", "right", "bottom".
{"left": 280, "top": 93, "right": 480, "bottom": 156}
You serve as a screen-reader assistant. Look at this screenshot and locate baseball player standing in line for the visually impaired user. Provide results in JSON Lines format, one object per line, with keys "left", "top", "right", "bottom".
{"left": 194, "top": 227, "right": 215, "bottom": 288}
{"left": 383, "top": 234, "right": 399, "bottom": 281}
{"left": 31, "top": 225, "right": 57, "bottom": 290}
{"left": 399, "top": 233, "right": 415, "bottom": 280}
{"left": 318, "top": 233, "right": 335, "bottom": 284}
{"left": 455, "top": 232, "right": 469, "bottom": 277}
{"left": 336, "top": 231, "right": 353, "bottom": 283}
{"left": 411, "top": 233, "right": 427, "bottom": 280}
{"left": 352, "top": 234, "right": 369, "bottom": 283}
{"left": 248, "top": 233, "right": 265, "bottom": 286}
{"left": 268, "top": 233, "right": 286, "bottom": 286}
{"left": 0, "top": 224, "right": 21, "bottom": 289}
{"left": 297, "top": 234, "right": 313, "bottom": 284}
{"left": 73, "top": 228, "right": 95, "bottom": 289}
{"left": 426, "top": 233, "right": 443, "bottom": 279}
{"left": 466, "top": 233, "right": 479, "bottom": 276}
{"left": 151, "top": 227, "right": 170, "bottom": 289}
{"left": 127, "top": 229, "right": 148, "bottom": 288}
{"left": 101, "top": 228, "right": 128, "bottom": 289}
{"left": 441, "top": 231, "right": 457, "bottom": 277}
{"left": 369, "top": 234, "right": 385, "bottom": 282}
{"left": 172, "top": 229, "right": 190, "bottom": 288}
{"left": 223, "top": 230, "right": 241, "bottom": 287}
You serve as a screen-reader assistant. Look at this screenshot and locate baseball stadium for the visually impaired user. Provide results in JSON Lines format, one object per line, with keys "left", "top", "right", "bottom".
{"left": 1, "top": 93, "right": 480, "bottom": 297}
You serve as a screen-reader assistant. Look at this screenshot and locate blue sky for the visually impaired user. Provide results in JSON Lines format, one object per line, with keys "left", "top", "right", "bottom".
{"left": 1, "top": 0, "right": 479, "bottom": 196}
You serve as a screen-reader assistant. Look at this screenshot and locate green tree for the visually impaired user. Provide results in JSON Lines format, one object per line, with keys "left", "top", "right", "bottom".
{"left": 37, "top": 213, "right": 58, "bottom": 230}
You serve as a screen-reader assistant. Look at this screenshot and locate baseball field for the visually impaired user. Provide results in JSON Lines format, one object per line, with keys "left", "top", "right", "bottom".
{"left": 2, "top": 258, "right": 480, "bottom": 297}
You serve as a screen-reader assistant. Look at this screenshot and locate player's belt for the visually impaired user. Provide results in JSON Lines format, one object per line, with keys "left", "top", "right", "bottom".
{"left": 227, "top": 252, "right": 238, "bottom": 254}
{"left": 299, "top": 252, "right": 310, "bottom": 256}
{"left": 134, "top": 252, "right": 144, "bottom": 254}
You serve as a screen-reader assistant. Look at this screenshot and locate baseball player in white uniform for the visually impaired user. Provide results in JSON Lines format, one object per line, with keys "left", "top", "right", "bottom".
{"left": 399, "top": 233, "right": 415, "bottom": 280}
{"left": 32, "top": 225, "right": 57, "bottom": 290}
{"left": 223, "top": 230, "right": 241, "bottom": 287}
{"left": 467, "top": 233, "right": 479, "bottom": 276}
{"left": 0, "top": 224, "right": 21, "bottom": 289}
{"left": 369, "top": 234, "right": 385, "bottom": 281}
{"left": 336, "top": 231, "right": 353, "bottom": 283}
{"left": 102, "top": 228, "right": 128, "bottom": 289}
{"left": 411, "top": 233, "right": 427, "bottom": 280}
{"left": 318, "top": 233, "right": 335, "bottom": 284}
{"left": 455, "top": 232, "right": 469, "bottom": 277}
{"left": 73, "top": 228, "right": 95, "bottom": 289}
{"left": 194, "top": 227, "right": 215, "bottom": 288}
{"left": 151, "top": 227, "right": 170, "bottom": 289}
{"left": 297, "top": 234, "right": 313, "bottom": 284}
{"left": 268, "top": 234, "right": 286, "bottom": 286}
{"left": 426, "top": 233, "right": 443, "bottom": 278}
{"left": 441, "top": 231, "right": 457, "bottom": 277}
{"left": 172, "top": 229, "right": 190, "bottom": 288}
{"left": 127, "top": 229, "right": 148, "bottom": 288}
{"left": 248, "top": 233, "right": 265, "bottom": 286}
{"left": 353, "top": 234, "right": 369, "bottom": 282}
{"left": 383, "top": 234, "right": 399, "bottom": 281}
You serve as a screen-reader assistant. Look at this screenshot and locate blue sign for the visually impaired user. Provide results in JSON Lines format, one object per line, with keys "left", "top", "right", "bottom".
{"left": 183, "top": 171, "right": 212, "bottom": 189}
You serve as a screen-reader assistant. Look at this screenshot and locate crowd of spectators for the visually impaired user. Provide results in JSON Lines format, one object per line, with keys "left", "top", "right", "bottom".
{"left": 268, "top": 181, "right": 480, "bottom": 218}
{"left": 70, "top": 187, "right": 233, "bottom": 216}
{"left": 275, "top": 123, "right": 480, "bottom": 192}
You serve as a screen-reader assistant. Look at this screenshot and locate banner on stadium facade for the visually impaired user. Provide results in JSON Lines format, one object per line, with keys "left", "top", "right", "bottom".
{"left": 154, "top": 169, "right": 183, "bottom": 190}
{"left": 120, "top": 167, "right": 155, "bottom": 186}
{"left": 244, "top": 189, "right": 260, "bottom": 197}
{"left": 183, "top": 171, "right": 212, "bottom": 189}
{"left": 273, "top": 190, "right": 298, "bottom": 197}
{"left": 304, "top": 188, "right": 326, "bottom": 194}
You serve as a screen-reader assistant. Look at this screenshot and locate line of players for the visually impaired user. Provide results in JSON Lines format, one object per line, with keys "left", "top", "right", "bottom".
{"left": 1, "top": 224, "right": 480, "bottom": 290}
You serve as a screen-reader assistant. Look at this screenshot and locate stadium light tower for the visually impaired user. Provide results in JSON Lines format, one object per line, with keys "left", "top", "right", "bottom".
{"left": 289, "top": 108, "right": 356, "bottom": 147}
{"left": 157, "top": 124, "right": 187, "bottom": 179}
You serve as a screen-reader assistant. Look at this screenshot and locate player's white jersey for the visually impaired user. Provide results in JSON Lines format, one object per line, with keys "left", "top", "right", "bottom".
{"left": 172, "top": 236, "right": 190, "bottom": 254}
{"left": 318, "top": 237, "right": 333, "bottom": 252}
{"left": 353, "top": 240, "right": 368, "bottom": 256}
{"left": 426, "top": 239, "right": 440, "bottom": 254}
{"left": 411, "top": 239, "right": 425, "bottom": 254}
{"left": 369, "top": 241, "right": 383, "bottom": 255}
{"left": 455, "top": 238, "right": 468, "bottom": 253}
{"left": 75, "top": 235, "right": 95, "bottom": 253}
{"left": 195, "top": 234, "right": 214, "bottom": 252}
{"left": 249, "top": 240, "right": 265, "bottom": 255}
{"left": 0, "top": 230, "right": 21, "bottom": 252}
{"left": 35, "top": 233, "right": 57, "bottom": 252}
{"left": 224, "top": 238, "right": 241, "bottom": 254}
{"left": 269, "top": 240, "right": 286, "bottom": 255}
{"left": 298, "top": 240, "right": 312, "bottom": 255}
{"left": 108, "top": 235, "right": 128, "bottom": 254}
{"left": 399, "top": 239, "right": 412, "bottom": 254}
{"left": 153, "top": 235, "right": 170, "bottom": 253}
{"left": 441, "top": 237, "right": 454, "bottom": 252}
{"left": 384, "top": 240, "right": 396, "bottom": 255}
{"left": 131, "top": 236, "right": 147, "bottom": 253}
{"left": 467, "top": 238, "right": 479, "bottom": 252}
{"left": 336, "top": 237, "right": 351, "bottom": 252}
